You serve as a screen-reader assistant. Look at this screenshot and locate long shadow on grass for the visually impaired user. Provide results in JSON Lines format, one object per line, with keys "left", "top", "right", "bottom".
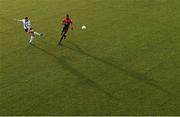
{"left": 32, "top": 44, "right": 114, "bottom": 99}
{"left": 64, "top": 41, "right": 171, "bottom": 95}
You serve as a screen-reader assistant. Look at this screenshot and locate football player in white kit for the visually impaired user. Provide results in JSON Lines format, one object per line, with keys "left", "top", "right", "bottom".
{"left": 15, "top": 17, "right": 43, "bottom": 44}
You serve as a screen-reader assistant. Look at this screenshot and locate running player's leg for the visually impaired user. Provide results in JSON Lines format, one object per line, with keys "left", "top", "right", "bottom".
{"left": 58, "top": 27, "right": 68, "bottom": 46}
{"left": 58, "top": 31, "right": 65, "bottom": 45}
{"left": 28, "top": 29, "right": 35, "bottom": 44}
{"left": 29, "top": 28, "right": 43, "bottom": 36}
{"left": 58, "top": 28, "right": 66, "bottom": 45}
{"left": 28, "top": 29, "right": 43, "bottom": 44}
{"left": 63, "top": 30, "right": 67, "bottom": 39}
{"left": 29, "top": 33, "right": 35, "bottom": 44}
{"left": 34, "top": 31, "right": 43, "bottom": 36}
{"left": 24, "top": 28, "right": 33, "bottom": 44}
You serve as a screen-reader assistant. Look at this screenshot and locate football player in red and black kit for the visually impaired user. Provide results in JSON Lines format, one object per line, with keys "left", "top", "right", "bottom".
{"left": 58, "top": 14, "right": 73, "bottom": 46}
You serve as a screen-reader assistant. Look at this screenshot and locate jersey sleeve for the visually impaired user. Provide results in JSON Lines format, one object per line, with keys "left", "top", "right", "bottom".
{"left": 62, "top": 18, "right": 66, "bottom": 23}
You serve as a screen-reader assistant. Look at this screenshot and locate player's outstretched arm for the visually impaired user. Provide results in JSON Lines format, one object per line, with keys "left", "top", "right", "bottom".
{"left": 14, "top": 19, "right": 23, "bottom": 22}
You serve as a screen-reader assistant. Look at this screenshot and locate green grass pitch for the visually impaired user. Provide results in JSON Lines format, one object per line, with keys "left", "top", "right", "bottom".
{"left": 0, "top": 0, "right": 180, "bottom": 115}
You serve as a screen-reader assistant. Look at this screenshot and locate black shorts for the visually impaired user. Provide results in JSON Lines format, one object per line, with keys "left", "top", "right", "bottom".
{"left": 25, "top": 28, "right": 32, "bottom": 32}
{"left": 61, "top": 27, "right": 68, "bottom": 34}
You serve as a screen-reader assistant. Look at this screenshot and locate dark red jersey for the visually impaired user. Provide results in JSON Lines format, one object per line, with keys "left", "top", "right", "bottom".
{"left": 62, "top": 18, "right": 73, "bottom": 29}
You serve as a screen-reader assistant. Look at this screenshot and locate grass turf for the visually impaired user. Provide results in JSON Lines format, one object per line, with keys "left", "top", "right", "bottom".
{"left": 0, "top": 0, "right": 180, "bottom": 115}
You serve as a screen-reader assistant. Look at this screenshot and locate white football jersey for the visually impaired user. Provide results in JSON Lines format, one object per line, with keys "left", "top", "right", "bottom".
{"left": 21, "top": 19, "right": 31, "bottom": 29}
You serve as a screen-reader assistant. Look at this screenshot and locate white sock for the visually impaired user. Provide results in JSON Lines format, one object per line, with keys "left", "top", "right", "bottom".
{"left": 29, "top": 36, "right": 34, "bottom": 43}
{"left": 34, "top": 32, "right": 41, "bottom": 36}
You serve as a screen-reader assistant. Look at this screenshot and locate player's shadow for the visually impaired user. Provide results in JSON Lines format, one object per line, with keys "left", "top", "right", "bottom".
{"left": 64, "top": 41, "right": 172, "bottom": 96}
{"left": 32, "top": 44, "right": 114, "bottom": 99}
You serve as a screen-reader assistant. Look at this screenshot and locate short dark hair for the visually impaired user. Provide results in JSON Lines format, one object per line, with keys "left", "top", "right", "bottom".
{"left": 66, "top": 14, "right": 69, "bottom": 18}
{"left": 25, "top": 17, "right": 28, "bottom": 19}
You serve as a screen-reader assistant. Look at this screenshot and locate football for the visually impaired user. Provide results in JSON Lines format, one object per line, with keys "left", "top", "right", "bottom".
{"left": 82, "top": 25, "right": 86, "bottom": 30}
